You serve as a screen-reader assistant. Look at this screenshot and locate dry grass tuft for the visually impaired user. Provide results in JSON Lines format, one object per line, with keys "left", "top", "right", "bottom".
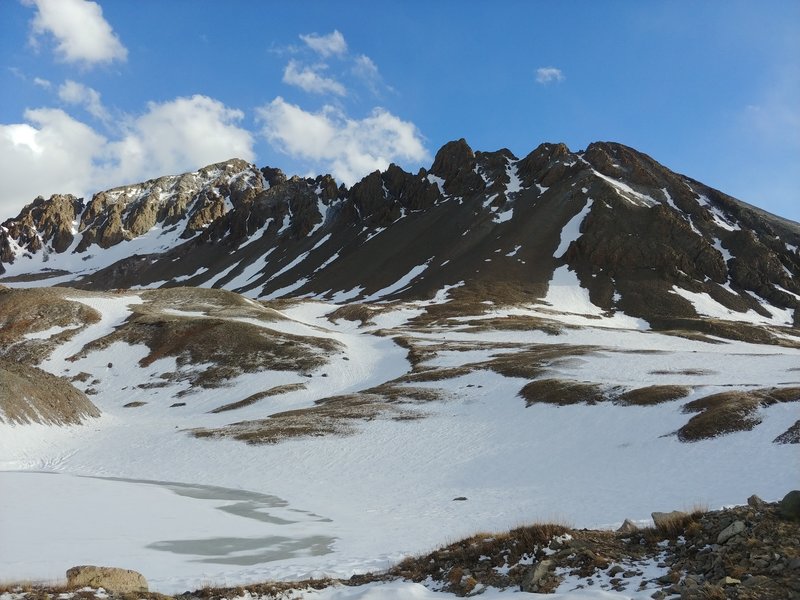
{"left": 392, "top": 521, "right": 571, "bottom": 587}
{"left": 209, "top": 383, "right": 307, "bottom": 413}
{"left": 648, "top": 506, "right": 707, "bottom": 539}
{"left": 325, "top": 304, "right": 385, "bottom": 326}
{"left": 518, "top": 379, "right": 610, "bottom": 407}
{"left": 75, "top": 312, "right": 340, "bottom": 389}
{"left": 193, "top": 384, "right": 439, "bottom": 444}
{"left": 614, "top": 385, "right": 691, "bottom": 406}
{"left": 0, "top": 360, "right": 100, "bottom": 425}
{"left": 679, "top": 392, "right": 766, "bottom": 442}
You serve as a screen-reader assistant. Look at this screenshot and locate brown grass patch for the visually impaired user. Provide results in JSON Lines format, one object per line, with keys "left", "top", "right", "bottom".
{"left": 678, "top": 391, "right": 764, "bottom": 441}
{"left": 647, "top": 506, "right": 707, "bottom": 539}
{"left": 483, "top": 345, "right": 596, "bottom": 379}
{"left": 650, "top": 316, "right": 797, "bottom": 347}
{"left": 0, "top": 287, "right": 98, "bottom": 362}
{"left": 141, "top": 287, "right": 286, "bottom": 323}
{"left": 649, "top": 368, "right": 714, "bottom": 376}
{"left": 615, "top": 385, "right": 691, "bottom": 406}
{"left": 0, "top": 360, "right": 100, "bottom": 425}
{"left": 458, "top": 315, "right": 565, "bottom": 335}
{"left": 76, "top": 312, "right": 340, "bottom": 388}
{"left": 519, "top": 378, "right": 610, "bottom": 406}
{"left": 193, "top": 384, "right": 440, "bottom": 444}
{"left": 209, "top": 383, "right": 307, "bottom": 413}
{"left": 326, "top": 303, "right": 385, "bottom": 326}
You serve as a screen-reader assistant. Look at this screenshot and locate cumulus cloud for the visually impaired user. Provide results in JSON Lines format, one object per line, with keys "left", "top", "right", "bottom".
{"left": 536, "top": 67, "right": 565, "bottom": 85}
{"left": 352, "top": 54, "right": 390, "bottom": 96}
{"left": 58, "top": 80, "right": 110, "bottom": 123}
{"left": 0, "top": 108, "right": 107, "bottom": 215}
{"left": 282, "top": 60, "right": 346, "bottom": 96}
{"left": 0, "top": 95, "right": 254, "bottom": 217}
{"left": 299, "top": 30, "right": 347, "bottom": 57}
{"left": 33, "top": 77, "right": 51, "bottom": 89}
{"left": 107, "top": 95, "right": 255, "bottom": 182}
{"left": 25, "top": 0, "right": 127, "bottom": 67}
{"left": 256, "top": 96, "right": 428, "bottom": 185}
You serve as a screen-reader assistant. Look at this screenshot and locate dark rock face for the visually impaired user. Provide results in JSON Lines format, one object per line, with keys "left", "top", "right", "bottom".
{"left": 429, "top": 138, "right": 485, "bottom": 197}
{"left": 1, "top": 194, "right": 83, "bottom": 261}
{"left": 780, "top": 491, "right": 800, "bottom": 521}
{"left": 1, "top": 141, "right": 798, "bottom": 336}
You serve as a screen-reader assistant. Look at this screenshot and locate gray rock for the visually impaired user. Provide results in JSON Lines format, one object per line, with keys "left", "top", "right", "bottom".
{"left": 779, "top": 490, "right": 800, "bottom": 521}
{"left": 717, "top": 520, "right": 746, "bottom": 544}
{"left": 520, "top": 559, "right": 554, "bottom": 593}
{"left": 617, "top": 518, "right": 639, "bottom": 533}
{"left": 747, "top": 494, "right": 766, "bottom": 508}
{"left": 66, "top": 565, "right": 148, "bottom": 593}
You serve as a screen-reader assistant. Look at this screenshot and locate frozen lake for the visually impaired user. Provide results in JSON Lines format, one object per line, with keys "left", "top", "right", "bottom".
{"left": 0, "top": 471, "right": 335, "bottom": 591}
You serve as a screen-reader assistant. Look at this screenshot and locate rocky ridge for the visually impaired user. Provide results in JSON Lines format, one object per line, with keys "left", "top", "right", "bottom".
{"left": 2, "top": 140, "right": 799, "bottom": 335}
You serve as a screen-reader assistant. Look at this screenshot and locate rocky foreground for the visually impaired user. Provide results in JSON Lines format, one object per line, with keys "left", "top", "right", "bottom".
{"left": 3, "top": 493, "right": 798, "bottom": 600}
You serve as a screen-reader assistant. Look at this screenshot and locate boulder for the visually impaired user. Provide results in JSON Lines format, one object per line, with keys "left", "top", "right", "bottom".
{"left": 717, "top": 520, "right": 745, "bottom": 544}
{"left": 66, "top": 565, "right": 148, "bottom": 593}
{"left": 616, "top": 518, "right": 638, "bottom": 533}
{"left": 779, "top": 490, "right": 800, "bottom": 521}
{"left": 747, "top": 494, "right": 766, "bottom": 508}
{"left": 520, "top": 559, "right": 554, "bottom": 593}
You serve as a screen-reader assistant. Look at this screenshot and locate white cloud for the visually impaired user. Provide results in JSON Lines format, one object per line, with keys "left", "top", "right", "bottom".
{"left": 256, "top": 96, "right": 428, "bottom": 186}
{"left": 536, "top": 67, "right": 565, "bottom": 85}
{"left": 25, "top": 0, "right": 128, "bottom": 67}
{"left": 58, "top": 80, "right": 110, "bottom": 123}
{"left": 299, "top": 30, "right": 347, "bottom": 57}
{"left": 33, "top": 77, "right": 51, "bottom": 89}
{"left": 0, "top": 108, "right": 108, "bottom": 215}
{"left": 352, "top": 54, "right": 389, "bottom": 95}
{"left": 282, "top": 60, "right": 346, "bottom": 96}
{"left": 0, "top": 95, "right": 254, "bottom": 218}
{"left": 107, "top": 95, "right": 255, "bottom": 182}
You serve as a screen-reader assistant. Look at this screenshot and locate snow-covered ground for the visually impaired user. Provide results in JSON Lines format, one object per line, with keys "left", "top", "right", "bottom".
{"left": 1, "top": 290, "right": 798, "bottom": 597}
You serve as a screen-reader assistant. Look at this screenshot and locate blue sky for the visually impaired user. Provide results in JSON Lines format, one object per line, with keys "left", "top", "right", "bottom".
{"left": 1, "top": 0, "right": 798, "bottom": 222}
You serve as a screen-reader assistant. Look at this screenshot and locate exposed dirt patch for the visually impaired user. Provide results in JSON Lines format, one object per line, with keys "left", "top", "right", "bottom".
{"left": 123, "top": 401, "right": 147, "bottom": 408}
{"left": 209, "top": 383, "right": 307, "bottom": 413}
{"left": 0, "top": 360, "right": 100, "bottom": 425}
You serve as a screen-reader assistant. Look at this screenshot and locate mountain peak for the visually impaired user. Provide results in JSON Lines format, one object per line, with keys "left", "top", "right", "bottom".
{"left": 1, "top": 139, "right": 798, "bottom": 333}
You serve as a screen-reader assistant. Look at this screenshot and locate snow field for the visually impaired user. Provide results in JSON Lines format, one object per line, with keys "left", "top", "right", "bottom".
{"left": 0, "top": 292, "right": 797, "bottom": 595}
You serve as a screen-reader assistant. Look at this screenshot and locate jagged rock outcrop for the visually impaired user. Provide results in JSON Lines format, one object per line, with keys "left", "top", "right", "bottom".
{"left": 1, "top": 141, "right": 798, "bottom": 336}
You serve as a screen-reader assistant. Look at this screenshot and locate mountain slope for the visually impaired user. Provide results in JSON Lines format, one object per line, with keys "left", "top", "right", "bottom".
{"left": 2, "top": 140, "right": 798, "bottom": 333}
